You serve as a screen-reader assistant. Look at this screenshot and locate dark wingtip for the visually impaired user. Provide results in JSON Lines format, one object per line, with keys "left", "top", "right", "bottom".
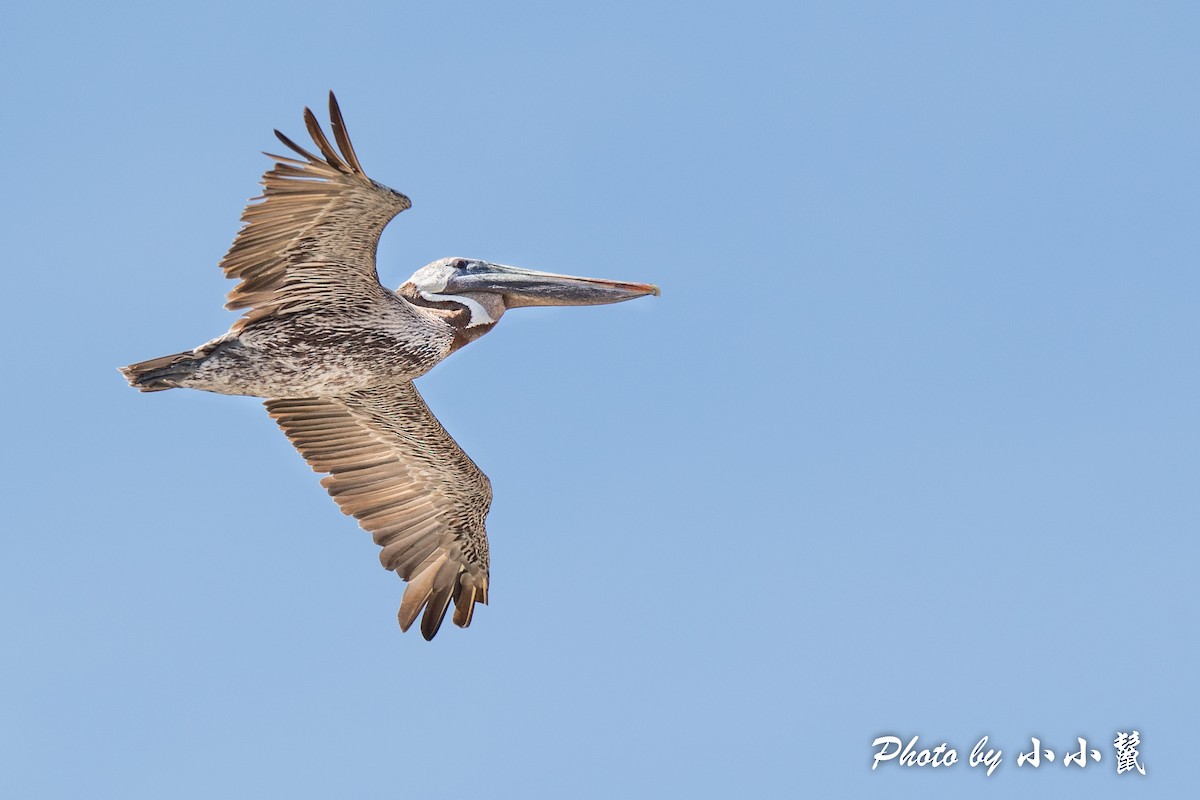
{"left": 420, "top": 593, "right": 452, "bottom": 640}
{"left": 273, "top": 128, "right": 321, "bottom": 163}
{"left": 303, "top": 103, "right": 349, "bottom": 172}
{"left": 326, "top": 90, "right": 364, "bottom": 175}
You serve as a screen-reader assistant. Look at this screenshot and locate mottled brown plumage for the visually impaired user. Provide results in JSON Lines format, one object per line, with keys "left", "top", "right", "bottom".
{"left": 121, "top": 93, "right": 658, "bottom": 639}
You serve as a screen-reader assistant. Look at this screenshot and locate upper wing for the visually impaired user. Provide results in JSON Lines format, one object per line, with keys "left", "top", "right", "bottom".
{"left": 265, "top": 383, "right": 492, "bottom": 640}
{"left": 221, "top": 92, "right": 412, "bottom": 326}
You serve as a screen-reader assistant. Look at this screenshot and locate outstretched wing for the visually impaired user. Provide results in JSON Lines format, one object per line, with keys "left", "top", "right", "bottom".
{"left": 222, "top": 92, "right": 411, "bottom": 327}
{"left": 266, "top": 384, "right": 492, "bottom": 640}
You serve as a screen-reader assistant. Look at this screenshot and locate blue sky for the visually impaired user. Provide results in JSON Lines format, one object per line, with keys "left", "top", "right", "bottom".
{"left": 2, "top": 2, "right": 1196, "bottom": 797}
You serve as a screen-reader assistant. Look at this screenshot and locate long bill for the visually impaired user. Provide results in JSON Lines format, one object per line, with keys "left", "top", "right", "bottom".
{"left": 444, "top": 261, "right": 660, "bottom": 308}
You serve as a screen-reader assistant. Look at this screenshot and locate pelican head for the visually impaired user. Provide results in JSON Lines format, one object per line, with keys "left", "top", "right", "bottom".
{"left": 400, "top": 257, "right": 659, "bottom": 341}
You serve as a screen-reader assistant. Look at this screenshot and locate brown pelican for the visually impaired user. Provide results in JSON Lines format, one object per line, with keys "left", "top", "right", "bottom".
{"left": 121, "top": 93, "right": 658, "bottom": 639}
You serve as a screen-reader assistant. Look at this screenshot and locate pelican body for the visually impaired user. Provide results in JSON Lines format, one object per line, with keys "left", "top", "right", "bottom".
{"left": 121, "top": 93, "right": 658, "bottom": 639}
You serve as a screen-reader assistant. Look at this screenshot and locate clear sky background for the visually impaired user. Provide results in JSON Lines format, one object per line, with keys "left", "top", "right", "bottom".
{"left": 2, "top": 2, "right": 1196, "bottom": 797}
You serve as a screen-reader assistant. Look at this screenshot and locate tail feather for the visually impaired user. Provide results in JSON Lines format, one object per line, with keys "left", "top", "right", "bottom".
{"left": 120, "top": 351, "right": 200, "bottom": 392}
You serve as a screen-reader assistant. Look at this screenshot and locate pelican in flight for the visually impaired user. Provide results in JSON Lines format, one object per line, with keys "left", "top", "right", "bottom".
{"left": 121, "top": 93, "right": 658, "bottom": 639}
